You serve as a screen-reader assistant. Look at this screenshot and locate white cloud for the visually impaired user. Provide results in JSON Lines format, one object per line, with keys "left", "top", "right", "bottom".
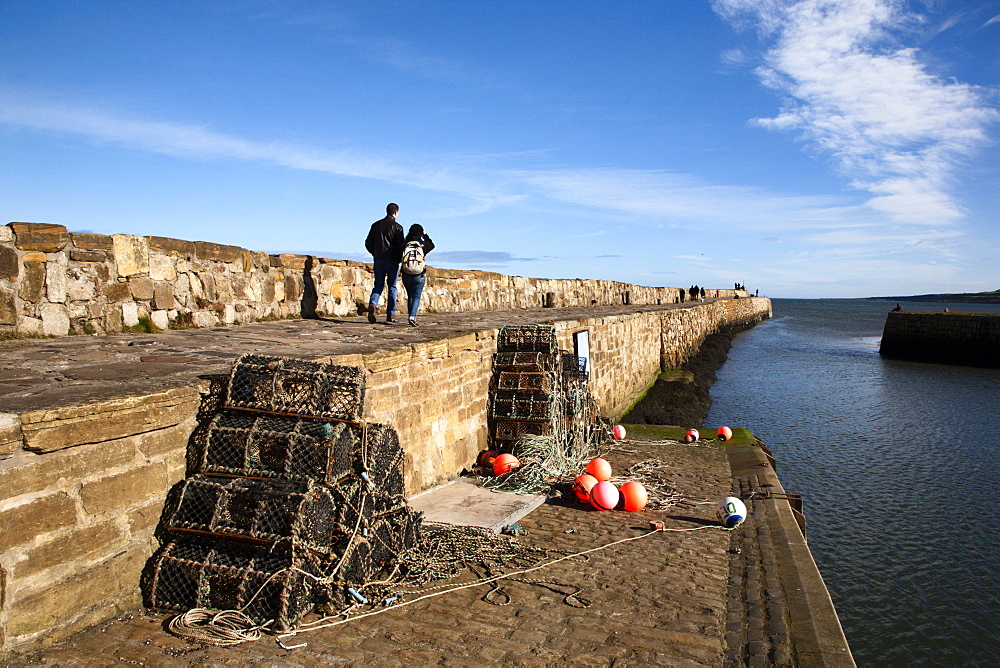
{"left": 713, "top": 0, "right": 998, "bottom": 226}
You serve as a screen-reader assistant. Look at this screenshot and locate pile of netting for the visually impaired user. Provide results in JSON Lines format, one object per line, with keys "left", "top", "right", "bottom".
{"left": 610, "top": 459, "right": 685, "bottom": 510}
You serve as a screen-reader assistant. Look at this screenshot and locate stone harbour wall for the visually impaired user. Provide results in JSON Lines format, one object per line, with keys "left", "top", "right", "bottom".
{"left": 879, "top": 311, "right": 1000, "bottom": 368}
{"left": 0, "top": 222, "right": 744, "bottom": 338}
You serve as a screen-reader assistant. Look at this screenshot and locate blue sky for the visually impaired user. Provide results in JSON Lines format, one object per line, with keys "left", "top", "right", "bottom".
{"left": 1, "top": 1, "right": 997, "bottom": 298}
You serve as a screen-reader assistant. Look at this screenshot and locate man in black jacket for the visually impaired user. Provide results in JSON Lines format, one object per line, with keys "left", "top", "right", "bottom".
{"left": 365, "top": 203, "right": 405, "bottom": 323}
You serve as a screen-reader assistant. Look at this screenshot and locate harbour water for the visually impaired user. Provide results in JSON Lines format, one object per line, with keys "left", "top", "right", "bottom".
{"left": 706, "top": 298, "right": 1000, "bottom": 665}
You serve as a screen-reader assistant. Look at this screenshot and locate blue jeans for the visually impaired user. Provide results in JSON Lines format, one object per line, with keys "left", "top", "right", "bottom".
{"left": 401, "top": 272, "right": 426, "bottom": 320}
{"left": 369, "top": 258, "right": 400, "bottom": 316}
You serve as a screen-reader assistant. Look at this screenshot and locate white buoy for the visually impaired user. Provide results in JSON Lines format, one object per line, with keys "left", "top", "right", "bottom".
{"left": 717, "top": 496, "right": 747, "bottom": 528}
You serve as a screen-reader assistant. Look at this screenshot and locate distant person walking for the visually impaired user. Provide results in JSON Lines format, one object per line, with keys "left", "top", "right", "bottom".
{"left": 365, "top": 203, "right": 404, "bottom": 323}
{"left": 891, "top": 303, "right": 902, "bottom": 312}
{"left": 400, "top": 224, "right": 435, "bottom": 326}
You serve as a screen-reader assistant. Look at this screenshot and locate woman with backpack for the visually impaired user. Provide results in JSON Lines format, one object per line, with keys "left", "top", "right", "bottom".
{"left": 399, "top": 224, "right": 435, "bottom": 326}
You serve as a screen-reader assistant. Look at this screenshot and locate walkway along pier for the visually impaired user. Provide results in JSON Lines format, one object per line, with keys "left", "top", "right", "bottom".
{"left": 0, "top": 222, "right": 853, "bottom": 664}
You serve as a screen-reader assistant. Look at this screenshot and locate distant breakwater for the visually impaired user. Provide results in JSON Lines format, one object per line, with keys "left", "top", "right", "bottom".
{"left": 879, "top": 311, "right": 1000, "bottom": 368}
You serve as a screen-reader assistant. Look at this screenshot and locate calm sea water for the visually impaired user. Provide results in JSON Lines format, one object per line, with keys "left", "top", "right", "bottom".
{"left": 706, "top": 298, "right": 1000, "bottom": 666}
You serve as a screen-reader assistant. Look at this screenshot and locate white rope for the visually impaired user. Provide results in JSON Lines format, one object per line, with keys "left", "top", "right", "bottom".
{"left": 167, "top": 608, "right": 272, "bottom": 646}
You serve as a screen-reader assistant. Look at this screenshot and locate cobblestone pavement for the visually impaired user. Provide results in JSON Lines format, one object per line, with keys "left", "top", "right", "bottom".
{"left": 11, "top": 436, "right": 739, "bottom": 666}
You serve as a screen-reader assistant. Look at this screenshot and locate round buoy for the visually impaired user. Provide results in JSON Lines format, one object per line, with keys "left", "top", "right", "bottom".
{"left": 717, "top": 426, "right": 733, "bottom": 441}
{"left": 586, "top": 457, "right": 612, "bottom": 481}
{"left": 717, "top": 496, "right": 747, "bottom": 528}
{"left": 684, "top": 428, "right": 700, "bottom": 443}
{"left": 612, "top": 425, "right": 627, "bottom": 441}
{"left": 589, "top": 481, "right": 619, "bottom": 511}
{"left": 493, "top": 453, "right": 520, "bottom": 476}
{"left": 619, "top": 481, "right": 648, "bottom": 511}
{"left": 476, "top": 450, "right": 498, "bottom": 469}
{"left": 573, "top": 474, "right": 599, "bottom": 503}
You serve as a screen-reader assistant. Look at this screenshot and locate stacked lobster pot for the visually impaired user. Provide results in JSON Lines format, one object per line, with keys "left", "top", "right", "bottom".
{"left": 142, "top": 354, "right": 420, "bottom": 632}
{"left": 489, "top": 325, "right": 602, "bottom": 455}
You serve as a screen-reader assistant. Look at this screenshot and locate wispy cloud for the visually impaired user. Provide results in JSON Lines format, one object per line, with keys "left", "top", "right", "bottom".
{"left": 712, "top": 0, "right": 998, "bottom": 227}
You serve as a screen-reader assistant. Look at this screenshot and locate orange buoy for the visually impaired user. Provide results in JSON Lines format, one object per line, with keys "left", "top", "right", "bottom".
{"left": 612, "top": 425, "right": 626, "bottom": 441}
{"left": 619, "top": 481, "right": 648, "bottom": 511}
{"left": 586, "top": 457, "right": 612, "bottom": 481}
{"left": 493, "top": 453, "right": 520, "bottom": 476}
{"left": 573, "top": 473, "right": 599, "bottom": 503}
{"left": 684, "top": 428, "right": 700, "bottom": 443}
{"left": 717, "top": 426, "right": 733, "bottom": 441}
{"left": 476, "top": 450, "right": 498, "bottom": 469}
{"left": 589, "top": 481, "right": 619, "bottom": 511}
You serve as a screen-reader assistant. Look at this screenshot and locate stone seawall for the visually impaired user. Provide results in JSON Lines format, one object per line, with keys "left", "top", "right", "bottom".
{"left": 0, "top": 222, "right": 744, "bottom": 338}
{"left": 0, "top": 298, "right": 770, "bottom": 653}
{"left": 879, "top": 311, "right": 1000, "bottom": 367}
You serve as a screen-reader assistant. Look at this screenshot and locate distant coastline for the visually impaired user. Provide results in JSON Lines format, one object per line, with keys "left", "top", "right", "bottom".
{"left": 866, "top": 289, "right": 1000, "bottom": 305}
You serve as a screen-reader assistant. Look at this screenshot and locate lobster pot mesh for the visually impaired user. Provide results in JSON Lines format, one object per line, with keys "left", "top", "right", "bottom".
{"left": 492, "top": 352, "right": 559, "bottom": 372}
{"left": 368, "top": 506, "right": 422, "bottom": 567}
{"left": 496, "top": 325, "right": 558, "bottom": 353}
{"left": 197, "top": 411, "right": 357, "bottom": 483}
{"left": 490, "top": 392, "right": 555, "bottom": 421}
{"left": 330, "top": 477, "right": 375, "bottom": 535}
{"left": 494, "top": 419, "right": 553, "bottom": 442}
{"left": 334, "top": 536, "right": 376, "bottom": 586}
{"left": 354, "top": 424, "right": 405, "bottom": 496}
{"left": 144, "top": 537, "right": 321, "bottom": 631}
{"left": 163, "top": 476, "right": 342, "bottom": 553}
{"left": 225, "top": 354, "right": 366, "bottom": 421}
{"left": 560, "top": 353, "right": 589, "bottom": 382}
{"left": 495, "top": 371, "right": 554, "bottom": 393}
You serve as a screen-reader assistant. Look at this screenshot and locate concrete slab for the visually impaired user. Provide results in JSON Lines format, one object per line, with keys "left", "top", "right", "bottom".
{"left": 407, "top": 477, "right": 547, "bottom": 533}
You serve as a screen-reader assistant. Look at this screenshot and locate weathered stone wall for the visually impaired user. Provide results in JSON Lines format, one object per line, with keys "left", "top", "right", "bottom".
{"left": 879, "top": 311, "right": 1000, "bottom": 367}
{"left": 1, "top": 222, "right": 742, "bottom": 338}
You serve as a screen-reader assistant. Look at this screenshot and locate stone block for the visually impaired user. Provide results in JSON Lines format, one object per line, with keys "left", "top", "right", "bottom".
{"left": 5, "top": 546, "right": 146, "bottom": 638}
{"left": 121, "top": 301, "right": 139, "bottom": 327}
{"left": 150, "top": 309, "right": 170, "bottom": 330}
{"left": 135, "top": 419, "right": 194, "bottom": 459}
{"left": 39, "top": 303, "right": 70, "bottom": 336}
{"left": 0, "top": 223, "right": 12, "bottom": 242}
{"left": 128, "top": 276, "right": 154, "bottom": 301}
{"left": 127, "top": 498, "right": 165, "bottom": 537}
{"left": 0, "top": 244, "right": 18, "bottom": 280}
{"left": 148, "top": 236, "right": 195, "bottom": 257}
{"left": 102, "top": 281, "right": 130, "bottom": 302}
{"left": 0, "top": 438, "right": 135, "bottom": 502}
{"left": 16, "top": 520, "right": 125, "bottom": 579}
{"left": 278, "top": 254, "right": 308, "bottom": 270}
{"left": 71, "top": 233, "right": 113, "bottom": 251}
{"left": 10, "top": 222, "right": 68, "bottom": 253}
{"left": 0, "top": 493, "right": 77, "bottom": 552}
{"left": 191, "top": 311, "right": 219, "bottom": 328}
{"left": 0, "top": 412, "right": 21, "bottom": 458}
{"left": 17, "top": 315, "right": 43, "bottom": 337}
{"left": 18, "top": 386, "right": 201, "bottom": 453}
{"left": 69, "top": 249, "right": 105, "bottom": 263}
{"left": 80, "top": 461, "right": 167, "bottom": 515}
{"left": 112, "top": 234, "right": 149, "bottom": 277}
{"left": 148, "top": 253, "right": 177, "bottom": 281}
{"left": 364, "top": 347, "right": 413, "bottom": 373}
{"left": 19, "top": 260, "right": 44, "bottom": 302}
{"left": 194, "top": 240, "right": 243, "bottom": 263}
{"left": 0, "top": 286, "right": 16, "bottom": 325}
